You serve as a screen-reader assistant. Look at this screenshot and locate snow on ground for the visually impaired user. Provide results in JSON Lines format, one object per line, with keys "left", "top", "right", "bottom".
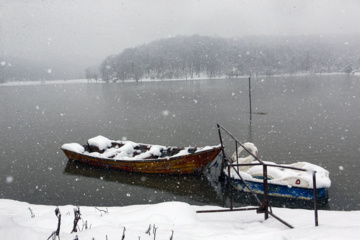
{"left": 1, "top": 199, "right": 359, "bottom": 240}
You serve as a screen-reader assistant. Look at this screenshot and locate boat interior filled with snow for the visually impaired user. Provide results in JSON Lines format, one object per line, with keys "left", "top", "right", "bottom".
{"left": 225, "top": 141, "right": 331, "bottom": 201}
{"left": 213, "top": 125, "right": 331, "bottom": 202}
{"left": 61, "top": 135, "right": 222, "bottom": 175}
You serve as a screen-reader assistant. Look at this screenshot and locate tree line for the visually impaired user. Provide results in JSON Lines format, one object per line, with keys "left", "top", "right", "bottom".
{"left": 2, "top": 34, "right": 359, "bottom": 83}
{"left": 97, "top": 34, "right": 360, "bottom": 82}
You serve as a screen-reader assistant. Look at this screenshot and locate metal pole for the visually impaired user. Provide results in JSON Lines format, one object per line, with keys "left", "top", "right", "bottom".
{"left": 218, "top": 124, "right": 265, "bottom": 165}
{"left": 313, "top": 172, "right": 319, "bottom": 226}
{"left": 249, "top": 76, "right": 252, "bottom": 122}
{"left": 235, "top": 141, "right": 239, "bottom": 172}
{"left": 263, "top": 165, "right": 269, "bottom": 220}
{"left": 268, "top": 212, "right": 294, "bottom": 229}
{"left": 197, "top": 207, "right": 258, "bottom": 213}
{"left": 201, "top": 124, "right": 296, "bottom": 229}
{"left": 217, "top": 124, "right": 226, "bottom": 179}
{"left": 228, "top": 166, "right": 233, "bottom": 210}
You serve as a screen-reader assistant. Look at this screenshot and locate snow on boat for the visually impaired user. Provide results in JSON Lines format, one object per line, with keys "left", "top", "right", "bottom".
{"left": 226, "top": 142, "right": 331, "bottom": 200}
{"left": 61, "top": 135, "right": 222, "bottom": 175}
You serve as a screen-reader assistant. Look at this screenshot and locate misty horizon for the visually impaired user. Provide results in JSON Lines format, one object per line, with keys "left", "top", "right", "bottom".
{"left": 1, "top": 0, "right": 360, "bottom": 79}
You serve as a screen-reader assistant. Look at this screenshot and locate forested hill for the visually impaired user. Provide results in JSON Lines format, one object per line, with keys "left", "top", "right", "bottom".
{"left": 98, "top": 34, "right": 360, "bottom": 82}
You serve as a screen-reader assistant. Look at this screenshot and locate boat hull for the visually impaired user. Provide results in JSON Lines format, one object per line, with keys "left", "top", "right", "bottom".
{"left": 61, "top": 147, "right": 222, "bottom": 175}
{"left": 230, "top": 178, "right": 328, "bottom": 200}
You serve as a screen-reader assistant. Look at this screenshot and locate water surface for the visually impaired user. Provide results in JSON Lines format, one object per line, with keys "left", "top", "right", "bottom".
{"left": 1, "top": 75, "right": 359, "bottom": 210}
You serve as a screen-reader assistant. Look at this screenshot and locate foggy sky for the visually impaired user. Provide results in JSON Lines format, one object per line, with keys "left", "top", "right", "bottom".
{"left": 1, "top": 0, "right": 360, "bottom": 76}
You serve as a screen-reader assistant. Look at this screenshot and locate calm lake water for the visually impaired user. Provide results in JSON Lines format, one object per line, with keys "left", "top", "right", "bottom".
{"left": 1, "top": 75, "right": 359, "bottom": 211}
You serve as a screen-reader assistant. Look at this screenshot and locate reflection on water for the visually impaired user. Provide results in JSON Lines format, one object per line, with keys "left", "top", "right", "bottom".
{"left": 65, "top": 160, "right": 328, "bottom": 210}
{"left": 1, "top": 75, "right": 359, "bottom": 210}
{"left": 63, "top": 160, "right": 225, "bottom": 206}
{"left": 207, "top": 159, "right": 330, "bottom": 210}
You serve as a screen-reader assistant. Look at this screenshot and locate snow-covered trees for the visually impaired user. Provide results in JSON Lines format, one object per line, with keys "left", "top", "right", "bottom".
{"left": 99, "top": 34, "right": 360, "bottom": 81}
{"left": 85, "top": 68, "right": 99, "bottom": 82}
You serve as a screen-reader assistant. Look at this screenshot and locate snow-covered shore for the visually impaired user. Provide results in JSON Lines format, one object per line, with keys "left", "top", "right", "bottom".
{"left": 1, "top": 199, "right": 358, "bottom": 239}
{"left": 0, "top": 76, "right": 221, "bottom": 87}
{"left": 1, "top": 72, "right": 357, "bottom": 87}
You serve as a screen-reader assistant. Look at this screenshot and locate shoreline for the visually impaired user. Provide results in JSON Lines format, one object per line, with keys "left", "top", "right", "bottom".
{"left": 1, "top": 72, "right": 357, "bottom": 87}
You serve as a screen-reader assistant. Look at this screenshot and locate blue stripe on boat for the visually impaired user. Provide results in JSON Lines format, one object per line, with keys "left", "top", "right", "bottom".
{"left": 230, "top": 178, "right": 328, "bottom": 200}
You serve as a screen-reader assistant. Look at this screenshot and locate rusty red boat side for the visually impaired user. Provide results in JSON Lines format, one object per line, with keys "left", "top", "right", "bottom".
{"left": 61, "top": 146, "right": 222, "bottom": 175}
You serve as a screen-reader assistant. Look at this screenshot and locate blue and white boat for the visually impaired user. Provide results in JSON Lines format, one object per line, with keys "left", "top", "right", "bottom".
{"left": 226, "top": 143, "right": 331, "bottom": 201}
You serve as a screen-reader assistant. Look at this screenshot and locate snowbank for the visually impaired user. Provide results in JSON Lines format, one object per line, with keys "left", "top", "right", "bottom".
{"left": 0, "top": 199, "right": 358, "bottom": 240}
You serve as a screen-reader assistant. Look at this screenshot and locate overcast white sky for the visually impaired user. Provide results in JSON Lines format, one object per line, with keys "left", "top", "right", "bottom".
{"left": 1, "top": 0, "right": 360, "bottom": 72}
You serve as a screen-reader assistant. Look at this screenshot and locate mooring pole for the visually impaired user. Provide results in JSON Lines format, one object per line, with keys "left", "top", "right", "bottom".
{"left": 248, "top": 75, "right": 252, "bottom": 122}
{"left": 313, "top": 172, "right": 319, "bottom": 226}
{"left": 228, "top": 166, "right": 233, "bottom": 210}
{"left": 217, "top": 124, "right": 226, "bottom": 179}
{"left": 263, "top": 164, "right": 269, "bottom": 220}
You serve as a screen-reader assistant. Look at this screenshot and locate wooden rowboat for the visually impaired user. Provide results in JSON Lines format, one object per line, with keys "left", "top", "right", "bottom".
{"left": 61, "top": 136, "right": 222, "bottom": 175}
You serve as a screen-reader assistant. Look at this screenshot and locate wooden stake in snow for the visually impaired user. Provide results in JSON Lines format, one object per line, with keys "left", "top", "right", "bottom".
{"left": 153, "top": 225, "right": 158, "bottom": 240}
{"left": 145, "top": 224, "right": 151, "bottom": 235}
{"left": 28, "top": 207, "right": 35, "bottom": 218}
{"left": 170, "top": 230, "right": 174, "bottom": 240}
{"left": 71, "top": 207, "right": 81, "bottom": 233}
{"left": 121, "top": 227, "right": 126, "bottom": 240}
{"left": 47, "top": 207, "right": 61, "bottom": 240}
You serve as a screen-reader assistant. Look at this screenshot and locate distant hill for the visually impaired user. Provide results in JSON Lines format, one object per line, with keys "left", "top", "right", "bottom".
{"left": 0, "top": 56, "right": 43, "bottom": 83}
{"left": 0, "top": 55, "right": 85, "bottom": 83}
{"left": 3, "top": 34, "right": 359, "bottom": 83}
{"left": 99, "top": 34, "right": 360, "bottom": 82}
